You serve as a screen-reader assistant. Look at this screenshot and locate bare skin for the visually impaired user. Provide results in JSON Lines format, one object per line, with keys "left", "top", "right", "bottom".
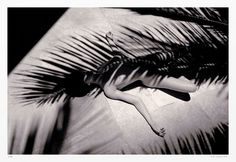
{"left": 84, "top": 32, "right": 197, "bottom": 137}
{"left": 85, "top": 63, "right": 197, "bottom": 137}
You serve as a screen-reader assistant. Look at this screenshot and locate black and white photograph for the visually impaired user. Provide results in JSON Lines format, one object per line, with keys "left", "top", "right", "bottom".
{"left": 7, "top": 7, "right": 229, "bottom": 155}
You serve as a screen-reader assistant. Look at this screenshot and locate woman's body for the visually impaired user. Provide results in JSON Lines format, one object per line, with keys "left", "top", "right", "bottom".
{"left": 84, "top": 60, "right": 197, "bottom": 137}
{"left": 83, "top": 32, "right": 198, "bottom": 137}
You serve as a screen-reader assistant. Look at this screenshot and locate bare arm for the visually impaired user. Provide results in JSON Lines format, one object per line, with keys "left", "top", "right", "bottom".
{"left": 142, "top": 74, "right": 197, "bottom": 93}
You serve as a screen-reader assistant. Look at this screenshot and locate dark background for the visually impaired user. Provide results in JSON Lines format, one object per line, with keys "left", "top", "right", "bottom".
{"left": 8, "top": 8, "right": 68, "bottom": 74}
{"left": 7, "top": 8, "right": 228, "bottom": 154}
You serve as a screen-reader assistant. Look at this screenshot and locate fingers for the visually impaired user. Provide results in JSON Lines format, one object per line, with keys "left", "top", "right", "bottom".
{"left": 157, "top": 76, "right": 197, "bottom": 93}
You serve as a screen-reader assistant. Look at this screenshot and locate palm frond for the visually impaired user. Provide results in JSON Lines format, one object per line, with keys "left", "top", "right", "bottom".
{"left": 128, "top": 8, "right": 228, "bottom": 29}
{"left": 109, "top": 12, "right": 228, "bottom": 84}
{"left": 12, "top": 8, "right": 228, "bottom": 106}
{"left": 9, "top": 8, "right": 228, "bottom": 154}
{"left": 12, "top": 31, "right": 113, "bottom": 105}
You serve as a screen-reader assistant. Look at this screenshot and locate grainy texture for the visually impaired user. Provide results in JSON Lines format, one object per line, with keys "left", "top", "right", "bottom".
{"left": 8, "top": 8, "right": 228, "bottom": 154}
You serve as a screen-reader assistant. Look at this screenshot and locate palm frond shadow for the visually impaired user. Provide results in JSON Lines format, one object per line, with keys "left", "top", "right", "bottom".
{"left": 8, "top": 100, "right": 71, "bottom": 154}
{"left": 22, "top": 124, "right": 39, "bottom": 154}
{"left": 42, "top": 100, "right": 71, "bottom": 154}
{"left": 135, "top": 124, "right": 228, "bottom": 154}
